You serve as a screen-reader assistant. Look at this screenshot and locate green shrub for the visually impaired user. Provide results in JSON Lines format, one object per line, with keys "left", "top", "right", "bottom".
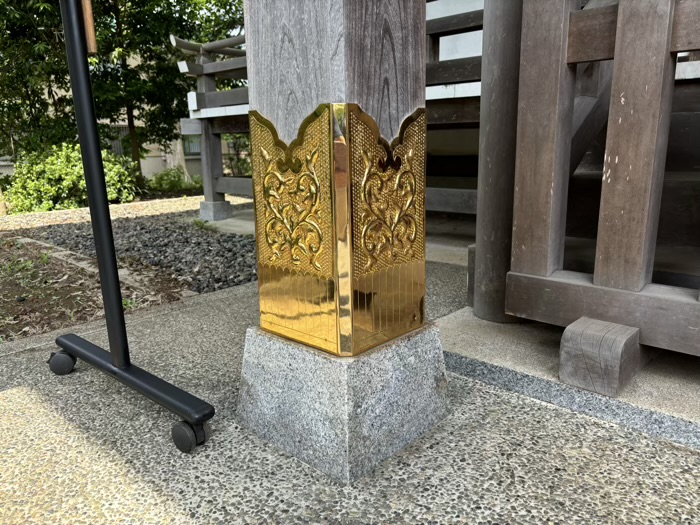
{"left": 147, "top": 167, "right": 202, "bottom": 194}
{"left": 5, "top": 143, "right": 137, "bottom": 214}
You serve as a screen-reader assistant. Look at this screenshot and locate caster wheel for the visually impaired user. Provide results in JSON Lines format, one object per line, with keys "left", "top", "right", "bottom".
{"left": 172, "top": 421, "right": 198, "bottom": 453}
{"left": 172, "top": 421, "right": 211, "bottom": 453}
{"left": 48, "top": 351, "right": 76, "bottom": 376}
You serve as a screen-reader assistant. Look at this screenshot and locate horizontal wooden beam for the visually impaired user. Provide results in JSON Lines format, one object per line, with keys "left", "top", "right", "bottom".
{"left": 180, "top": 118, "right": 202, "bottom": 135}
{"left": 210, "top": 115, "right": 250, "bottom": 134}
{"left": 506, "top": 270, "right": 700, "bottom": 356}
{"left": 187, "top": 87, "right": 249, "bottom": 110}
{"left": 426, "top": 10, "right": 483, "bottom": 37}
{"left": 426, "top": 97, "right": 480, "bottom": 127}
{"left": 202, "top": 57, "right": 247, "bottom": 77}
{"left": 426, "top": 187, "right": 477, "bottom": 214}
{"left": 215, "top": 176, "right": 253, "bottom": 197}
{"left": 426, "top": 56, "right": 481, "bottom": 86}
{"left": 567, "top": 0, "right": 700, "bottom": 64}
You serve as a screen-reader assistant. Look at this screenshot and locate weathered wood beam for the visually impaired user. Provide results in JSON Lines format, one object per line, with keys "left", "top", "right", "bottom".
{"left": 187, "top": 87, "right": 250, "bottom": 111}
{"left": 511, "top": 0, "right": 577, "bottom": 277}
{"left": 567, "top": 0, "right": 700, "bottom": 64}
{"left": 425, "top": 187, "right": 477, "bottom": 214}
{"left": 426, "top": 97, "right": 480, "bottom": 127}
{"left": 506, "top": 270, "right": 700, "bottom": 356}
{"left": 426, "top": 57, "right": 481, "bottom": 86}
{"left": 426, "top": 10, "right": 483, "bottom": 37}
{"left": 474, "top": 0, "right": 523, "bottom": 322}
{"left": 594, "top": 0, "right": 676, "bottom": 291}
{"left": 202, "top": 57, "right": 247, "bottom": 77}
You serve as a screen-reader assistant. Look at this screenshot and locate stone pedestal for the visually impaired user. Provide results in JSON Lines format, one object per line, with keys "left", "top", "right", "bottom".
{"left": 237, "top": 325, "right": 449, "bottom": 484}
{"left": 199, "top": 200, "right": 232, "bottom": 222}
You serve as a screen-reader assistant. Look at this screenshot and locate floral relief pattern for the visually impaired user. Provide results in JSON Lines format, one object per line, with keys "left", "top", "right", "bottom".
{"left": 250, "top": 106, "right": 333, "bottom": 277}
{"left": 350, "top": 108, "right": 426, "bottom": 275}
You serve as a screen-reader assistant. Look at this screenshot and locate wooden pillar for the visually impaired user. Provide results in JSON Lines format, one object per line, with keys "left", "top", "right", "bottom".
{"left": 511, "top": 0, "right": 577, "bottom": 277}
{"left": 243, "top": 0, "right": 426, "bottom": 355}
{"left": 473, "top": 0, "right": 523, "bottom": 322}
{"left": 197, "top": 53, "right": 232, "bottom": 221}
{"left": 593, "top": 0, "right": 676, "bottom": 291}
{"left": 243, "top": 0, "right": 425, "bottom": 143}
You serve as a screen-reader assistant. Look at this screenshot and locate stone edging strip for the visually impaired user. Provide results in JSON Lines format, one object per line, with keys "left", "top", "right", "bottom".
{"left": 445, "top": 351, "right": 700, "bottom": 451}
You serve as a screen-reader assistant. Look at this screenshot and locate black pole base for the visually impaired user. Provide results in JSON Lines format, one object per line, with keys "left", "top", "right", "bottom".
{"left": 52, "top": 334, "right": 215, "bottom": 451}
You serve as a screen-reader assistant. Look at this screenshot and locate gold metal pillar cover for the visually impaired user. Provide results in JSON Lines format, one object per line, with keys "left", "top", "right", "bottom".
{"left": 250, "top": 104, "right": 426, "bottom": 356}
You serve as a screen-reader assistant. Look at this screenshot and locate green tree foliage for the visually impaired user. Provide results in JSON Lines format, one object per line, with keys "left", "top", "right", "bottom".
{"left": 5, "top": 143, "right": 138, "bottom": 213}
{"left": 0, "top": 0, "right": 244, "bottom": 164}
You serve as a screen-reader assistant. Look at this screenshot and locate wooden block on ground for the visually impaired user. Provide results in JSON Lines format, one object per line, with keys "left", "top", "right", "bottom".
{"left": 559, "top": 317, "right": 642, "bottom": 397}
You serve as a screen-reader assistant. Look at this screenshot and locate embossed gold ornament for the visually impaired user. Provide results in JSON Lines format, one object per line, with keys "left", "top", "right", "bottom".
{"left": 250, "top": 104, "right": 426, "bottom": 356}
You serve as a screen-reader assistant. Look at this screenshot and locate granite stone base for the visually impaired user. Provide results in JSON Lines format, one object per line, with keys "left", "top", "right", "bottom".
{"left": 199, "top": 200, "right": 232, "bottom": 221}
{"left": 237, "top": 325, "right": 450, "bottom": 484}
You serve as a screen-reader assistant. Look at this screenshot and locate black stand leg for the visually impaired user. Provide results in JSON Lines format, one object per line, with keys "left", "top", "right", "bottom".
{"left": 50, "top": 0, "right": 215, "bottom": 453}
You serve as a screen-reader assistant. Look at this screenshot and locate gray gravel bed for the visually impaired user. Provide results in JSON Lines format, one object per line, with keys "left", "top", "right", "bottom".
{"left": 13, "top": 209, "right": 258, "bottom": 294}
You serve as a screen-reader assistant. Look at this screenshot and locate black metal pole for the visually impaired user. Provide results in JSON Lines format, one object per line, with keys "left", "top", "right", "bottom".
{"left": 59, "top": 0, "right": 130, "bottom": 368}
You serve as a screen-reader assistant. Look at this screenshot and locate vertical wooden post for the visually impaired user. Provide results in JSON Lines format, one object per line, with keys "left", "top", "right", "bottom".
{"left": 593, "top": 0, "right": 676, "bottom": 291}
{"left": 510, "top": 0, "right": 577, "bottom": 277}
{"left": 473, "top": 0, "right": 523, "bottom": 322}
{"left": 197, "top": 52, "right": 232, "bottom": 221}
{"left": 243, "top": 0, "right": 425, "bottom": 143}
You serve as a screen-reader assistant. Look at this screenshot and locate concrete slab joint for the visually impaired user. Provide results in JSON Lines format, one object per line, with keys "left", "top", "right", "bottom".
{"left": 237, "top": 325, "right": 450, "bottom": 484}
{"left": 199, "top": 200, "right": 232, "bottom": 221}
{"left": 559, "top": 316, "right": 649, "bottom": 397}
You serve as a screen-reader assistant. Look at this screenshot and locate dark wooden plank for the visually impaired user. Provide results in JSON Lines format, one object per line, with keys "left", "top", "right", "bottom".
{"left": 425, "top": 187, "right": 477, "bottom": 214}
{"left": 426, "top": 35, "right": 440, "bottom": 63}
{"left": 426, "top": 10, "right": 484, "bottom": 37}
{"left": 510, "top": 0, "right": 578, "bottom": 277}
{"left": 210, "top": 115, "right": 250, "bottom": 134}
{"left": 671, "top": 0, "right": 700, "bottom": 52}
{"left": 426, "top": 97, "right": 480, "bottom": 127}
{"left": 567, "top": 4, "right": 618, "bottom": 64}
{"left": 568, "top": 0, "right": 700, "bottom": 63}
{"left": 202, "top": 57, "right": 247, "bottom": 79}
{"left": 190, "top": 87, "right": 249, "bottom": 110}
{"left": 594, "top": 0, "right": 676, "bottom": 292}
{"left": 473, "top": 0, "right": 523, "bottom": 322}
{"left": 506, "top": 270, "right": 700, "bottom": 356}
{"left": 426, "top": 57, "right": 481, "bottom": 86}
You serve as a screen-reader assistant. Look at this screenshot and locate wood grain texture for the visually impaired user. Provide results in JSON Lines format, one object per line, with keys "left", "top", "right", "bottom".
{"left": 594, "top": 0, "right": 676, "bottom": 292}
{"left": 567, "top": 4, "right": 618, "bottom": 63}
{"left": 244, "top": 0, "right": 424, "bottom": 142}
{"left": 344, "top": 0, "right": 425, "bottom": 139}
{"left": 672, "top": 0, "right": 700, "bottom": 52}
{"left": 243, "top": 0, "right": 346, "bottom": 143}
{"left": 559, "top": 317, "right": 641, "bottom": 397}
{"left": 567, "top": 0, "right": 700, "bottom": 63}
{"left": 426, "top": 10, "right": 483, "bottom": 37}
{"left": 506, "top": 270, "right": 700, "bottom": 356}
{"left": 510, "top": 0, "right": 577, "bottom": 277}
{"left": 426, "top": 57, "right": 481, "bottom": 86}
{"left": 473, "top": 0, "right": 523, "bottom": 323}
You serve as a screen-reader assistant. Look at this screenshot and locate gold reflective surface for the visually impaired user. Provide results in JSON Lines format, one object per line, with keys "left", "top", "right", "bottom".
{"left": 250, "top": 104, "right": 426, "bottom": 356}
